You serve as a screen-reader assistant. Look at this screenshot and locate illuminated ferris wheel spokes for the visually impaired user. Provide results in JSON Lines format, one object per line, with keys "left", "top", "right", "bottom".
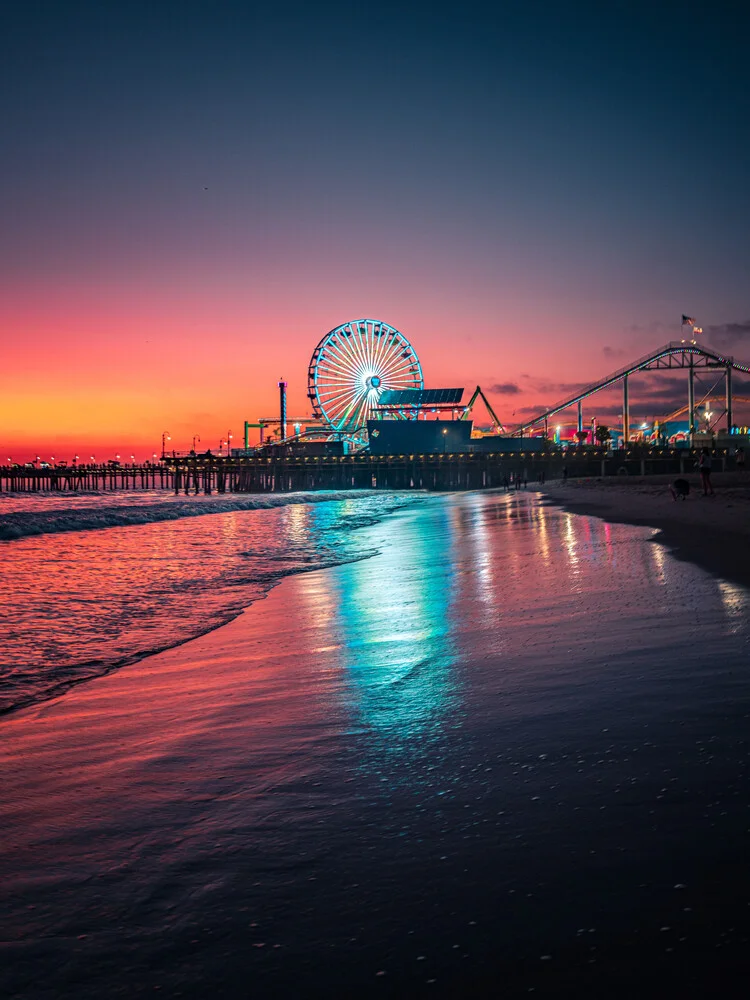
{"left": 308, "top": 319, "right": 423, "bottom": 434}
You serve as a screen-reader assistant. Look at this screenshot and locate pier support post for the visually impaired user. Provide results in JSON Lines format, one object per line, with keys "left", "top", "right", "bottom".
{"left": 726, "top": 364, "right": 733, "bottom": 434}
{"left": 623, "top": 375, "right": 629, "bottom": 445}
{"left": 688, "top": 360, "right": 695, "bottom": 443}
{"left": 278, "top": 379, "right": 288, "bottom": 441}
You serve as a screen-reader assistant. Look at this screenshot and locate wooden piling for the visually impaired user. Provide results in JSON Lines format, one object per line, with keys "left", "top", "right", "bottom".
{"left": 0, "top": 450, "right": 701, "bottom": 495}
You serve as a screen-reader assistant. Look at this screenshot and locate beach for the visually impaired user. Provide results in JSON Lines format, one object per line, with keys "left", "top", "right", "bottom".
{"left": 2, "top": 489, "right": 750, "bottom": 998}
{"left": 542, "top": 472, "right": 750, "bottom": 589}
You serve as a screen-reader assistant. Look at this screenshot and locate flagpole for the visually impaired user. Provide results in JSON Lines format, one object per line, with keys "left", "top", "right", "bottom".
{"left": 681, "top": 313, "right": 698, "bottom": 445}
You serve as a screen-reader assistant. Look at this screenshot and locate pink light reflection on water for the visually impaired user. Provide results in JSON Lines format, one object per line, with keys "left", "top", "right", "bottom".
{"left": 0, "top": 493, "right": 411, "bottom": 713}
{"left": 1, "top": 492, "right": 750, "bottom": 998}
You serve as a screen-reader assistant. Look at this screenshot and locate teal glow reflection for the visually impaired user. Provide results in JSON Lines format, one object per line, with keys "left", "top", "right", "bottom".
{"left": 330, "top": 503, "right": 459, "bottom": 737}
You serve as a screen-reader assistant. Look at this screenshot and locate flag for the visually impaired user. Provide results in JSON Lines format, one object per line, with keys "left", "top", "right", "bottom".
{"left": 682, "top": 314, "right": 696, "bottom": 325}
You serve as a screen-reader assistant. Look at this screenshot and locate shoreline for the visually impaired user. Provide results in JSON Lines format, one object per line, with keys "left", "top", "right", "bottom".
{"left": 537, "top": 473, "right": 750, "bottom": 590}
{"left": 3, "top": 478, "right": 748, "bottom": 722}
{"left": 2, "top": 491, "right": 750, "bottom": 997}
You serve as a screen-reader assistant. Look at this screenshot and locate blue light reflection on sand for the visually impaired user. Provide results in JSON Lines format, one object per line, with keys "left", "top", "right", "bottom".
{"left": 3, "top": 492, "right": 750, "bottom": 998}
{"left": 325, "top": 499, "right": 460, "bottom": 738}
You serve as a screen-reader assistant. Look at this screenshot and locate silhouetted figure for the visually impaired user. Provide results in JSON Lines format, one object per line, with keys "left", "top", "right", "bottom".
{"left": 562, "top": 465, "right": 568, "bottom": 482}
{"left": 698, "top": 448, "right": 715, "bottom": 496}
{"left": 736, "top": 447, "right": 745, "bottom": 471}
{"left": 670, "top": 478, "right": 690, "bottom": 501}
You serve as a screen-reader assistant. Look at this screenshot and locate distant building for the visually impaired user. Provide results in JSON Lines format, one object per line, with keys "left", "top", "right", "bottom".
{"left": 263, "top": 440, "right": 345, "bottom": 458}
{"left": 367, "top": 419, "right": 472, "bottom": 454}
{"left": 366, "top": 419, "right": 546, "bottom": 455}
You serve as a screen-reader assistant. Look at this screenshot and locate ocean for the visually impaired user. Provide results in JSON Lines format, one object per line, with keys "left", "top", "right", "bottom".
{"left": 0, "top": 490, "right": 426, "bottom": 713}
{"left": 2, "top": 488, "right": 749, "bottom": 997}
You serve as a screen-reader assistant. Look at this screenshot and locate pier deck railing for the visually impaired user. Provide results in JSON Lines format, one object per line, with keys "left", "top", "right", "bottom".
{"left": 0, "top": 449, "right": 735, "bottom": 494}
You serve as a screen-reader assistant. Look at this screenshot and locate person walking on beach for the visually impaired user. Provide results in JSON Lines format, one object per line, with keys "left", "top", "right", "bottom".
{"left": 736, "top": 447, "right": 745, "bottom": 472}
{"left": 698, "top": 448, "right": 715, "bottom": 496}
{"left": 562, "top": 465, "right": 568, "bottom": 482}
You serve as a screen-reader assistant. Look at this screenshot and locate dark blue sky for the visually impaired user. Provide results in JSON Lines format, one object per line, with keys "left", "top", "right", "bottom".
{"left": 3, "top": 0, "right": 750, "bottom": 450}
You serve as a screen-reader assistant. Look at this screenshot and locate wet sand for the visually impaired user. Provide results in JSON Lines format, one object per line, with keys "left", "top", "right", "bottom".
{"left": 542, "top": 472, "right": 750, "bottom": 590}
{"left": 2, "top": 492, "right": 750, "bottom": 998}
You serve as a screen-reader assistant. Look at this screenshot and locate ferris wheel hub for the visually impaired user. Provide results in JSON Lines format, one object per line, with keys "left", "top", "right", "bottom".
{"left": 367, "top": 375, "right": 381, "bottom": 389}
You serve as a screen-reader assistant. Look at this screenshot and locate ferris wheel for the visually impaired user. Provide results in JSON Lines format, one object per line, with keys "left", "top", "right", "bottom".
{"left": 308, "top": 319, "right": 423, "bottom": 436}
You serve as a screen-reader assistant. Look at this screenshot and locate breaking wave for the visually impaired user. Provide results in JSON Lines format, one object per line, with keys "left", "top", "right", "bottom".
{"left": 0, "top": 490, "right": 409, "bottom": 541}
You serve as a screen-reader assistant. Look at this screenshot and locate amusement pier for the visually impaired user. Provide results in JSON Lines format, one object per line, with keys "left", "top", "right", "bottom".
{"left": 4, "top": 320, "right": 750, "bottom": 494}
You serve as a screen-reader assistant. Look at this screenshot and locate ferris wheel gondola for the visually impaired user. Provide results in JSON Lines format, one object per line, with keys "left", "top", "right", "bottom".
{"left": 307, "top": 319, "right": 423, "bottom": 440}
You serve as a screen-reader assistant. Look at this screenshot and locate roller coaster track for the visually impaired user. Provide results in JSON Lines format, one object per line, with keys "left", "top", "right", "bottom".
{"left": 661, "top": 396, "right": 750, "bottom": 424}
{"left": 514, "top": 341, "right": 750, "bottom": 434}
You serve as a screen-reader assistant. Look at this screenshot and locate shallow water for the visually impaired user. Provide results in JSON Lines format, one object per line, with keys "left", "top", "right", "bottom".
{"left": 0, "top": 490, "right": 425, "bottom": 712}
{"left": 1, "top": 491, "right": 749, "bottom": 997}
{"left": 0, "top": 488, "right": 396, "bottom": 539}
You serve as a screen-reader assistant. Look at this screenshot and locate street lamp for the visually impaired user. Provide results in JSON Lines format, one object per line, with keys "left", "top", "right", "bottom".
{"left": 192, "top": 435, "right": 200, "bottom": 452}
{"left": 161, "top": 431, "right": 171, "bottom": 459}
{"left": 219, "top": 438, "right": 226, "bottom": 455}
{"left": 227, "top": 430, "right": 233, "bottom": 458}
{"left": 442, "top": 427, "right": 448, "bottom": 453}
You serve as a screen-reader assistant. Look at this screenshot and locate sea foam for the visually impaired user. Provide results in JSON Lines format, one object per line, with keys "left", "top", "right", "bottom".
{"left": 0, "top": 490, "right": 391, "bottom": 541}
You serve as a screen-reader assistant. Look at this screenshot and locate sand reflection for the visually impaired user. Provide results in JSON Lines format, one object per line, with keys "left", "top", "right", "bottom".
{"left": 315, "top": 503, "right": 461, "bottom": 737}
{"left": 718, "top": 579, "right": 749, "bottom": 634}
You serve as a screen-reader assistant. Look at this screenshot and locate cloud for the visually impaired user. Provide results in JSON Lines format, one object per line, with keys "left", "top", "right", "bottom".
{"left": 585, "top": 404, "right": 626, "bottom": 418}
{"left": 602, "top": 345, "right": 627, "bottom": 360}
{"left": 489, "top": 382, "right": 520, "bottom": 395}
{"left": 520, "top": 377, "right": 583, "bottom": 397}
{"left": 623, "top": 320, "right": 673, "bottom": 339}
{"left": 517, "top": 403, "right": 558, "bottom": 414}
{"left": 630, "top": 375, "right": 684, "bottom": 402}
{"left": 705, "top": 321, "right": 750, "bottom": 355}
{"left": 601, "top": 318, "right": 750, "bottom": 367}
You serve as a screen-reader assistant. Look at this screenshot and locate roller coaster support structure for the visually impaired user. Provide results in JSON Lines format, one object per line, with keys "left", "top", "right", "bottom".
{"left": 461, "top": 385, "right": 506, "bottom": 432}
{"left": 513, "top": 341, "right": 750, "bottom": 442}
{"left": 623, "top": 375, "right": 629, "bottom": 445}
{"left": 726, "top": 365, "right": 733, "bottom": 433}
